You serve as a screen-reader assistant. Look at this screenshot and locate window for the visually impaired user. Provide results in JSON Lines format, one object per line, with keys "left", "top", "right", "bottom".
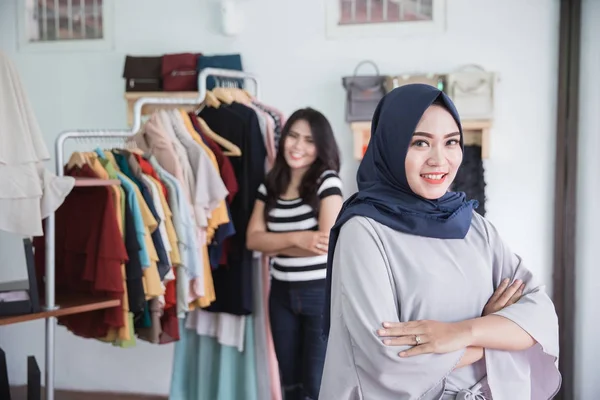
{"left": 326, "top": 0, "right": 445, "bottom": 39}
{"left": 17, "top": 0, "right": 114, "bottom": 52}
{"left": 339, "top": 0, "right": 433, "bottom": 25}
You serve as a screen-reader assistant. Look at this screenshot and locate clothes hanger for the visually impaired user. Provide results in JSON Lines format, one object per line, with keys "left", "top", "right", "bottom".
{"left": 211, "top": 77, "right": 235, "bottom": 104}
{"left": 212, "top": 89, "right": 234, "bottom": 104}
{"left": 196, "top": 90, "right": 221, "bottom": 114}
{"left": 207, "top": 90, "right": 221, "bottom": 107}
{"left": 66, "top": 151, "right": 87, "bottom": 169}
{"left": 229, "top": 82, "right": 251, "bottom": 104}
{"left": 123, "top": 140, "right": 145, "bottom": 156}
{"left": 196, "top": 116, "right": 241, "bottom": 157}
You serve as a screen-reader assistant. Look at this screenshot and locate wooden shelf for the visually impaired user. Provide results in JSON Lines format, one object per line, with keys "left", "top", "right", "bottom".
{"left": 350, "top": 122, "right": 371, "bottom": 160}
{"left": 0, "top": 295, "right": 120, "bottom": 327}
{"left": 124, "top": 91, "right": 200, "bottom": 127}
{"left": 462, "top": 119, "right": 492, "bottom": 159}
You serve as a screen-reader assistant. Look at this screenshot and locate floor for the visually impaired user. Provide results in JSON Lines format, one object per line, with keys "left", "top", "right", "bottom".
{"left": 10, "top": 386, "right": 167, "bottom": 400}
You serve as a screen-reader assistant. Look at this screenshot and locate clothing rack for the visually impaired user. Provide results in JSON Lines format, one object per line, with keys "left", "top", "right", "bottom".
{"left": 42, "top": 67, "right": 260, "bottom": 400}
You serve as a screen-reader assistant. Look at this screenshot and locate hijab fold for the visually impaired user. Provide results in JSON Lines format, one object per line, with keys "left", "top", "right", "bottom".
{"left": 322, "top": 84, "right": 478, "bottom": 336}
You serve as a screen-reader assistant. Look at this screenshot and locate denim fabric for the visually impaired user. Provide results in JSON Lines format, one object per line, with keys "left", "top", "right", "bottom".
{"left": 269, "top": 280, "right": 328, "bottom": 400}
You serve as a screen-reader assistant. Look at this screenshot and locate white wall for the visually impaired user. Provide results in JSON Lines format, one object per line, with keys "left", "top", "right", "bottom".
{"left": 575, "top": 0, "right": 600, "bottom": 398}
{"left": 0, "top": 0, "right": 560, "bottom": 395}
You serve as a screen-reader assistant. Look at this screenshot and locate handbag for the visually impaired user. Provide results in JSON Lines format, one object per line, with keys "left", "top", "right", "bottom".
{"left": 342, "top": 60, "right": 386, "bottom": 123}
{"left": 122, "top": 55, "right": 163, "bottom": 92}
{"left": 161, "top": 53, "right": 200, "bottom": 91}
{"left": 197, "top": 53, "right": 244, "bottom": 90}
{"left": 385, "top": 74, "right": 444, "bottom": 93}
{"left": 446, "top": 65, "right": 495, "bottom": 120}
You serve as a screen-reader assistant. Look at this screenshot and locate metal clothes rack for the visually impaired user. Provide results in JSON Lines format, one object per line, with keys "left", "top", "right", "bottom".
{"left": 43, "top": 67, "right": 260, "bottom": 400}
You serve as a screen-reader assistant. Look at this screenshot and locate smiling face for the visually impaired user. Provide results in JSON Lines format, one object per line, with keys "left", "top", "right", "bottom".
{"left": 283, "top": 119, "right": 318, "bottom": 172}
{"left": 404, "top": 104, "right": 463, "bottom": 200}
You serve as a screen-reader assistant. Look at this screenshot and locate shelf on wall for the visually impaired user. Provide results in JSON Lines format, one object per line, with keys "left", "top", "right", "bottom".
{"left": 124, "top": 91, "right": 199, "bottom": 127}
{"left": 0, "top": 295, "right": 121, "bottom": 327}
{"left": 350, "top": 119, "right": 492, "bottom": 161}
{"left": 461, "top": 120, "right": 492, "bottom": 159}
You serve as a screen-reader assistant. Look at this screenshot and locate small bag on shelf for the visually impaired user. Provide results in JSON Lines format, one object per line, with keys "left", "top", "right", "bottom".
{"left": 446, "top": 64, "right": 496, "bottom": 120}
{"left": 385, "top": 74, "right": 444, "bottom": 93}
{"left": 162, "top": 52, "right": 201, "bottom": 91}
{"left": 197, "top": 53, "right": 244, "bottom": 90}
{"left": 342, "top": 60, "right": 387, "bottom": 123}
{"left": 122, "top": 55, "right": 163, "bottom": 92}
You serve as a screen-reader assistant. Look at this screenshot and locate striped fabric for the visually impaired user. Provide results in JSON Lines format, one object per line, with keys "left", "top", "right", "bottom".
{"left": 256, "top": 170, "right": 343, "bottom": 285}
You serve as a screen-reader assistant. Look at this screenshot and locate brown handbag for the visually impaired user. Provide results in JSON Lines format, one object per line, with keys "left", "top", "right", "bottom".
{"left": 162, "top": 53, "right": 201, "bottom": 91}
{"left": 122, "top": 55, "right": 163, "bottom": 92}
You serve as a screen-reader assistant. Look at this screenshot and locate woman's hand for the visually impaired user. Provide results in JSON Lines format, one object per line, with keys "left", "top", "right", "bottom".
{"left": 482, "top": 278, "right": 524, "bottom": 316}
{"left": 376, "top": 280, "right": 525, "bottom": 359}
{"left": 294, "top": 231, "right": 330, "bottom": 255}
{"left": 377, "top": 320, "right": 473, "bottom": 357}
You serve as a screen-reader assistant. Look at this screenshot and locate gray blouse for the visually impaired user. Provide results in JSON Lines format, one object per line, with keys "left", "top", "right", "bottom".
{"left": 319, "top": 214, "right": 561, "bottom": 400}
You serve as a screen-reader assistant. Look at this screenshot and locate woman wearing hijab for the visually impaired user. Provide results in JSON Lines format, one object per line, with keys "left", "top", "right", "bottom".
{"left": 319, "top": 84, "right": 561, "bottom": 399}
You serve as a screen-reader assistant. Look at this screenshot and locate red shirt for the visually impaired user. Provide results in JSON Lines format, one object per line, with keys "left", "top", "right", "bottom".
{"left": 34, "top": 165, "right": 128, "bottom": 338}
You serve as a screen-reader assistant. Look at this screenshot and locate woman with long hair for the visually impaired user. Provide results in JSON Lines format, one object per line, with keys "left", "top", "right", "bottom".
{"left": 319, "top": 85, "right": 561, "bottom": 399}
{"left": 247, "top": 107, "right": 344, "bottom": 400}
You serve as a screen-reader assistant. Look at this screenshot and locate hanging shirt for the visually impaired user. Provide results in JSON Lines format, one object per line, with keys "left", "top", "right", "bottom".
{"left": 178, "top": 110, "right": 231, "bottom": 243}
{"left": 148, "top": 156, "right": 200, "bottom": 312}
{"left": 114, "top": 151, "right": 170, "bottom": 280}
{"left": 33, "top": 165, "right": 127, "bottom": 338}
{"left": 103, "top": 151, "right": 163, "bottom": 300}
{"left": 188, "top": 112, "right": 239, "bottom": 203}
{"left": 199, "top": 102, "right": 267, "bottom": 315}
{"left": 142, "top": 174, "right": 173, "bottom": 267}
{"left": 95, "top": 149, "right": 150, "bottom": 269}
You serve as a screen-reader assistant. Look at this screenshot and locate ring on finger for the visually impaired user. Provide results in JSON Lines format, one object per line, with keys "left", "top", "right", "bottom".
{"left": 415, "top": 335, "right": 422, "bottom": 345}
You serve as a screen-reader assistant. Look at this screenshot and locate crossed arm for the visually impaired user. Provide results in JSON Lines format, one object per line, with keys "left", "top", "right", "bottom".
{"left": 379, "top": 278, "right": 533, "bottom": 369}
{"left": 246, "top": 195, "right": 343, "bottom": 256}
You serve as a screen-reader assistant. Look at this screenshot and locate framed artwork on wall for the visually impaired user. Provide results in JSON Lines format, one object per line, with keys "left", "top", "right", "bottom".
{"left": 325, "top": 0, "right": 446, "bottom": 39}
{"left": 16, "top": 0, "right": 115, "bottom": 52}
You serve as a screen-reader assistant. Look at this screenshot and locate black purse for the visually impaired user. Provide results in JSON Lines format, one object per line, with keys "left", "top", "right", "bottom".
{"left": 122, "top": 55, "right": 163, "bottom": 92}
{"left": 342, "top": 61, "right": 386, "bottom": 122}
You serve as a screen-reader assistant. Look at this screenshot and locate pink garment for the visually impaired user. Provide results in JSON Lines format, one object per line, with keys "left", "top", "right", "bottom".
{"left": 263, "top": 254, "right": 282, "bottom": 400}
{"left": 188, "top": 227, "right": 208, "bottom": 299}
{"left": 130, "top": 113, "right": 190, "bottom": 201}
{"left": 247, "top": 103, "right": 276, "bottom": 170}
{"left": 133, "top": 112, "right": 206, "bottom": 290}
{"left": 262, "top": 113, "right": 277, "bottom": 169}
{"left": 253, "top": 100, "right": 288, "bottom": 130}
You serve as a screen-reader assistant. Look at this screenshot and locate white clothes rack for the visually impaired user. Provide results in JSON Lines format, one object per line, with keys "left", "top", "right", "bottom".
{"left": 43, "top": 67, "right": 260, "bottom": 400}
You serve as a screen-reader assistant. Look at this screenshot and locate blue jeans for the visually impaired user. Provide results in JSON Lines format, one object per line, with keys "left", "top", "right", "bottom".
{"left": 269, "top": 280, "right": 328, "bottom": 400}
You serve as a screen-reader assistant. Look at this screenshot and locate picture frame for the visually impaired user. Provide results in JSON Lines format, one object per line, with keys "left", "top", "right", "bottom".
{"left": 16, "top": 0, "right": 115, "bottom": 53}
{"left": 325, "top": 0, "right": 446, "bottom": 39}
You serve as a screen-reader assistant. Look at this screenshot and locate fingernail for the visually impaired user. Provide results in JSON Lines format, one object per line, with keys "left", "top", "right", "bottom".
{"left": 383, "top": 322, "right": 391, "bottom": 328}
{"left": 399, "top": 352, "right": 406, "bottom": 357}
{"left": 503, "top": 278, "right": 509, "bottom": 283}
{"left": 515, "top": 279, "right": 522, "bottom": 285}
{"left": 383, "top": 339, "right": 391, "bottom": 345}
{"left": 378, "top": 329, "right": 386, "bottom": 335}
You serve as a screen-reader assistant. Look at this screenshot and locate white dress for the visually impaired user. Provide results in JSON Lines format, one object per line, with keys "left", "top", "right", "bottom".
{"left": 0, "top": 51, "right": 74, "bottom": 236}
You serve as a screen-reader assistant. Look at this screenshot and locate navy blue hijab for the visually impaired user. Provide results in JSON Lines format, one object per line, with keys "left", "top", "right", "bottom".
{"left": 322, "top": 84, "right": 478, "bottom": 337}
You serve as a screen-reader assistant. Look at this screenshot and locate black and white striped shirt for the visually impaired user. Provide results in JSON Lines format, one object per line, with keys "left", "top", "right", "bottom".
{"left": 256, "top": 170, "right": 343, "bottom": 286}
